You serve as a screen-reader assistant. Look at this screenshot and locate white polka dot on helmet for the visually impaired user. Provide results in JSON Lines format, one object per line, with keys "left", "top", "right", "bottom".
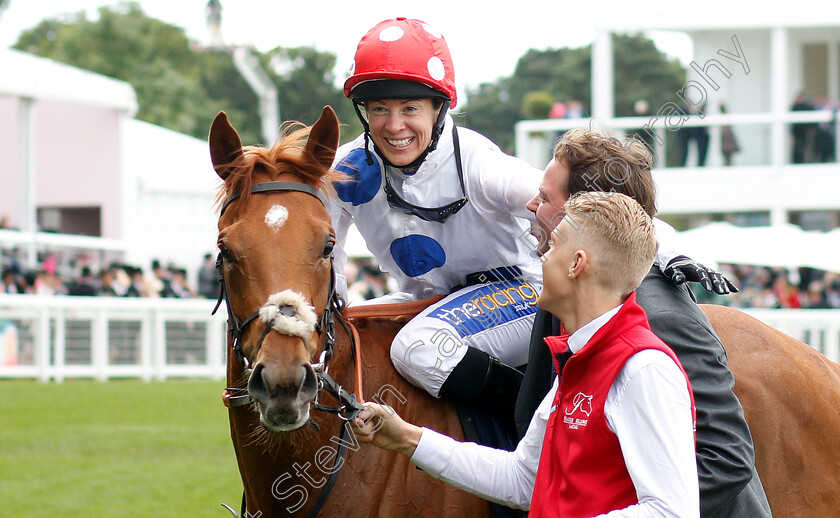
{"left": 344, "top": 17, "right": 458, "bottom": 108}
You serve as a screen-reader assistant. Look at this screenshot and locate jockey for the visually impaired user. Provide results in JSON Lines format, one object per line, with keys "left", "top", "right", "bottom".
{"left": 328, "top": 17, "right": 543, "bottom": 422}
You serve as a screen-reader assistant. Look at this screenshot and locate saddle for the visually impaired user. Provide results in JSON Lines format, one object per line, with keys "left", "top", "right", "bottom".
{"left": 341, "top": 295, "right": 444, "bottom": 319}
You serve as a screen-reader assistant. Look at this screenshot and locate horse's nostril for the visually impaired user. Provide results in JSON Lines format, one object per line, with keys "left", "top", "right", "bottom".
{"left": 248, "top": 363, "right": 268, "bottom": 400}
{"left": 300, "top": 364, "right": 318, "bottom": 400}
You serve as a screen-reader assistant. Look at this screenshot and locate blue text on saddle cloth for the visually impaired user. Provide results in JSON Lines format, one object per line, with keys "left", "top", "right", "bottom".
{"left": 429, "top": 281, "right": 540, "bottom": 338}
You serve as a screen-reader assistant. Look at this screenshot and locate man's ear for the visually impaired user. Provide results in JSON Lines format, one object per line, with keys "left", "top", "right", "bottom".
{"left": 569, "top": 249, "right": 588, "bottom": 279}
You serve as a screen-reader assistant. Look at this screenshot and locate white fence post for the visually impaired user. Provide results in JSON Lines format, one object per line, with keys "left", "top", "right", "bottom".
{"left": 54, "top": 308, "right": 65, "bottom": 383}
{"left": 208, "top": 318, "right": 225, "bottom": 379}
{"left": 141, "top": 311, "right": 153, "bottom": 382}
{"left": 36, "top": 305, "right": 50, "bottom": 382}
{"left": 153, "top": 307, "right": 166, "bottom": 382}
{"left": 94, "top": 307, "right": 108, "bottom": 381}
{"left": 824, "top": 321, "right": 840, "bottom": 364}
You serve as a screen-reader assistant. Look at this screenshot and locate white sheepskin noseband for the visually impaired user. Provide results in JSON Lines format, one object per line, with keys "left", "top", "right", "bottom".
{"left": 258, "top": 290, "right": 318, "bottom": 339}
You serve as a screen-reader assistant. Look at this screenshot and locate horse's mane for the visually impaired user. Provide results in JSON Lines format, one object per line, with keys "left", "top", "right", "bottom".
{"left": 214, "top": 122, "right": 344, "bottom": 212}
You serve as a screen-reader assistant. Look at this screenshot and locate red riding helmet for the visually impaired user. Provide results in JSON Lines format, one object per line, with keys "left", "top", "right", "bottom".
{"left": 344, "top": 17, "right": 458, "bottom": 108}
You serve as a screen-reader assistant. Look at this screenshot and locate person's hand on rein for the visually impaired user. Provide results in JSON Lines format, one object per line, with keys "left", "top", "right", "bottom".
{"left": 351, "top": 402, "right": 423, "bottom": 458}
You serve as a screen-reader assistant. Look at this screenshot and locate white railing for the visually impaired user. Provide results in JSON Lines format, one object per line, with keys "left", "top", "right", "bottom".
{"left": 0, "top": 295, "right": 837, "bottom": 382}
{"left": 514, "top": 110, "right": 839, "bottom": 169}
{"left": 0, "top": 294, "right": 226, "bottom": 382}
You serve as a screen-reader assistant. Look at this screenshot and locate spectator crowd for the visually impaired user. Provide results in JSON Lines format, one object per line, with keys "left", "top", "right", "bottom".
{"left": 0, "top": 245, "right": 401, "bottom": 304}
{"left": 1, "top": 247, "right": 220, "bottom": 300}
{"left": 3, "top": 242, "right": 838, "bottom": 310}
{"left": 694, "top": 264, "right": 840, "bottom": 309}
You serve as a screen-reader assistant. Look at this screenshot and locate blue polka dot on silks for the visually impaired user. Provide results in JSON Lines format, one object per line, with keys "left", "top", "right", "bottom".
{"left": 333, "top": 148, "right": 381, "bottom": 206}
{"left": 389, "top": 235, "right": 446, "bottom": 277}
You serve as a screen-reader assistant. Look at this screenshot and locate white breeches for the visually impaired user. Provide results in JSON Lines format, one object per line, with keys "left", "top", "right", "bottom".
{"left": 388, "top": 280, "right": 541, "bottom": 397}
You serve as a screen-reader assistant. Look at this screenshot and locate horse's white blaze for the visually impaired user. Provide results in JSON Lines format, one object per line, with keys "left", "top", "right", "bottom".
{"left": 264, "top": 204, "right": 289, "bottom": 231}
{"left": 259, "top": 290, "right": 317, "bottom": 338}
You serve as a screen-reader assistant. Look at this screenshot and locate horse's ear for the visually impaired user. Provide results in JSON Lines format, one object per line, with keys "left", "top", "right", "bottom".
{"left": 209, "top": 111, "right": 243, "bottom": 181}
{"left": 305, "top": 106, "right": 340, "bottom": 170}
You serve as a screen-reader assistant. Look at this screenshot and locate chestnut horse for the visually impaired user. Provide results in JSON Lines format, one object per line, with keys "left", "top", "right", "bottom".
{"left": 210, "top": 106, "right": 488, "bottom": 517}
{"left": 210, "top": 107, "right": 840, "bottom": 517}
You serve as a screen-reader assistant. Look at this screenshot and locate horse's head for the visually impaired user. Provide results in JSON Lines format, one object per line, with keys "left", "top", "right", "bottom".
{"left": 210, "top": 107, "right": 341, "bottom": 433}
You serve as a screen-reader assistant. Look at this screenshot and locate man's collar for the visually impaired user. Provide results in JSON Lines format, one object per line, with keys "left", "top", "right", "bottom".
{"left": 567, "top": 304, "right": 623, "bottom": 354}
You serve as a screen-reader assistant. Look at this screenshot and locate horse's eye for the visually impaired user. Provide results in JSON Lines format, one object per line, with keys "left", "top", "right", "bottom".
{"left": 322, "top": 239, "right": 335, "bottom": 258}
{"left": 218, "top": 244, "right": 235, "bottom": 263}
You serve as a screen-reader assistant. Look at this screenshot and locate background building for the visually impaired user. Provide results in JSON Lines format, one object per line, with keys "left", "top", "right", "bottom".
{"left": 516, "top": 11, "right": 840, "bottom": 234}
{"left": 0, "top": 47, "right": 219, "bottom": 282}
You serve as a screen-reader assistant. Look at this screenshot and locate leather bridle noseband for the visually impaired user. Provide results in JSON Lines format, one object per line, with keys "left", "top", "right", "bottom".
{"left": 213, "top": 181, "right": 365, "bottom": 418}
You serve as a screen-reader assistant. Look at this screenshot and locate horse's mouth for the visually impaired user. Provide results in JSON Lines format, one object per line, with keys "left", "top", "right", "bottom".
{"left": 257, "top": 405, "right": 311, "bottom": 433}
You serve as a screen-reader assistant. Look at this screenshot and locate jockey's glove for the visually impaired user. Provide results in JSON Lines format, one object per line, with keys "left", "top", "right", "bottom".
{"left": 663, "top": 255, "right": 739, "bottom": 295}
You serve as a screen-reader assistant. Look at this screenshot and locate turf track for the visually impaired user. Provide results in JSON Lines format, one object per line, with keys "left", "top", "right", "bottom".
{"left": 0, "top": 379, "right": 243, "bottom": 517}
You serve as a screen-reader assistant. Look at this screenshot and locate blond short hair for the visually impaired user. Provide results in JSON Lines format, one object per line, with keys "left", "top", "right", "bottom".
{"left": 563, "top": 191, "right": 657, "bottom": 296}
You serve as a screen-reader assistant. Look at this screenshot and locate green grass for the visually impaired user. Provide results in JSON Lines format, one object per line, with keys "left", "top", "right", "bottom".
{"left": 0, "top": 379, "right": 243, "bottom": 517}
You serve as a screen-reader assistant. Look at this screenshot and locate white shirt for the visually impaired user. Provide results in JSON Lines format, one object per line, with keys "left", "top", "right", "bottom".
{"left": 410, "top": 306, "right": 699, "bottom": 517}
{"left": 329, "top": 115, "right": 544, "bottom": 300}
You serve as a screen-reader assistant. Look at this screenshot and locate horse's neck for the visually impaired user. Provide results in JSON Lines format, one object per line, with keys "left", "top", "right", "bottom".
{"left": 343, "top": 316, "right": 404, "bottom": 401}
{"left": 346, "top": 316, "right": 466, "bottom": 435}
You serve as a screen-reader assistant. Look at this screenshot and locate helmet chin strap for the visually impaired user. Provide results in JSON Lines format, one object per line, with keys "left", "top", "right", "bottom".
{"left": 353, "top": 99, "right": 451, "bottom": 170}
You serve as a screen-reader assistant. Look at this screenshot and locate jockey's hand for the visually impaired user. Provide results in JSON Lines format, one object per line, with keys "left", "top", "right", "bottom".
{"left": 663, "top": 255, "right": 739, "bottom": 295}
{"left": 352, "top": 402, "right": 422, "bottom": 458}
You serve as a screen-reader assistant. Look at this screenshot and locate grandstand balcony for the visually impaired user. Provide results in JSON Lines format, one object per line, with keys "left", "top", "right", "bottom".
{"left": 515, "top": 10, "right": 840, "bottom": 232}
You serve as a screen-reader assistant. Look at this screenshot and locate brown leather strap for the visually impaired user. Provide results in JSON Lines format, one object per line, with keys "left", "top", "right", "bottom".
{"left": 348, "top": 320, "right": 365, "bottom": 403}
{"left": 221, "top": 389, "right": 250, "bottom": 408}
{"left": 342, "top": 295, "right": 444, "bottom": 319}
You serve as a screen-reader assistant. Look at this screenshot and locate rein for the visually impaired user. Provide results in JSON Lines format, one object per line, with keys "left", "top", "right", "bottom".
{"left": 215, "top": 181, "right": 365, "bottom": 518}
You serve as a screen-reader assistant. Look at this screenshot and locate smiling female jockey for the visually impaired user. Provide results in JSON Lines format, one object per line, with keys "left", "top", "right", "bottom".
{"left": 328, "top": 18, "right": 543, "bottom": 423}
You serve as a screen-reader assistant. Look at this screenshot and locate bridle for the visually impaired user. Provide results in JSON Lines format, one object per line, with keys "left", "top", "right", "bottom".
{"left": 213, "top": 181, "right": 365, "bottom": 419}
{"left": 215, "top": 181, "right": 366, "bottom": 518}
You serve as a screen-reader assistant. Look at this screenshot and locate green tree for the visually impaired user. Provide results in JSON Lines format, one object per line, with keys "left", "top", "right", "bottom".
{"left": 12, "top": 2, "right": 355, "bottom": 144}
{"left": 196, "top": 49, "right": 261, "bottom": 145}
{"left": 14, "top": 3, "right": 214, "bottom": 136}
{"left": 613, "top": 34, "right": 687, "bottom": 117}
{"left": 522, "top": 91, "right": 556, "bottom": 120}
{"left": 262, "top": 46, "right": 362, "bottom": 141}
{"left": 461, "top": 34, "right": 686, "bottom": 154}
{"left": 459, "top": 79, "right": 522, "bottom": 153}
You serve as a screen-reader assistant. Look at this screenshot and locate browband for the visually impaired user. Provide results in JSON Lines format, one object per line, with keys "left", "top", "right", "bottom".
{"left": 220, "top": 181, "right": 327, "bottom": 215}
